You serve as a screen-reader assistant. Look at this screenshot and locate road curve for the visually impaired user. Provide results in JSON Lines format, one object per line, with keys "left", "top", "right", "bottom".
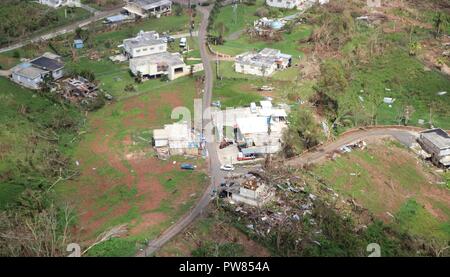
{"left": 286, "top": 126, "right": 422, "bottom": 167}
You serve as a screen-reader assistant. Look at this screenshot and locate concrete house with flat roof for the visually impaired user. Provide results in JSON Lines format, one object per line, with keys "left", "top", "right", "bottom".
{"left": 39, "top": 0, "right": 80, "bottom": 8}
{"left": 122, "top": 31, "right": 167, "bottom": 59}
{"left": 123, "top": 0, "right": 172, "bottom": 18}
{"left": 418, "top": 128, "right": 450, "bottom": 168}
{"left": 11, "top": 53, "right": 64, "bottom": 90}
{"left": 235, "top": 48, "right": 292, "bottom": 77}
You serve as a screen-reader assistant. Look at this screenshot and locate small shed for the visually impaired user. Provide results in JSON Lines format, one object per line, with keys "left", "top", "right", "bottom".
{"left": 73, "top": 39, "right": 84, "bottom": 49}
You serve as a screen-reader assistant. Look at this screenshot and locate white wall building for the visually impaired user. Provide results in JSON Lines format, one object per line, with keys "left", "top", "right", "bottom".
{"left": 39, "top": 0, "right": 81, "bottom": 8}
{"left": 235, "top": 48, "right": 292, "bottom": 77}
{"left": 266, "top": 0, "right": 301, "bottom": 9}
{"left": 265, "top": 0, "right": 329, "bottom": 10}
{"left": 122, "top": 31, "right": 167, "bottom": 59}
{"left": 11, "top": 53, "right": 64, "bottom": 90}
{"left": 418, "top": 129, "right": 450, "bottom": 167}
{"left": 123, "top": 0, "right": 172, "bottom": 18}
{"left": 153, "top": 121, "right": 199, "bottom": 156}
{"left": 231, "top": 178, "right": 274, "bottom": 207}
{"left": 129, "top": 52, "right": 188, "bottom": 80}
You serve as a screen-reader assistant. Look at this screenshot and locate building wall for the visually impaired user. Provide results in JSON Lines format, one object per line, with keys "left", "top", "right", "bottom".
{"left": 234, "top": 62, "right": 277, "bottom": 76}
{"left": 266, "top": 0, "right": 300, "bottom": 9}
{"left": 52, "top": 68, "right": 64, "bottom": 80}
{"left": 127, "top": 43, "right": 167, "bottom": 59}
{"left": 12, "top": 73, "right": 42, "bottom": 90}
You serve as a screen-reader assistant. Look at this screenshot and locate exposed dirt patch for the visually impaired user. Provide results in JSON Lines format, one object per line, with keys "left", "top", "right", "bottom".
{"left": 129, "top": 212, "right": 168, "bottom": 236}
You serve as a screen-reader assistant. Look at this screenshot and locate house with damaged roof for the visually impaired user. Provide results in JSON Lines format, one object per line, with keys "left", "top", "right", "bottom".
{"left": 11, "top": 53, "right": 64, "bottom": 90}
{"left": 123, "top": 0, "right": 172, "bottom": 19}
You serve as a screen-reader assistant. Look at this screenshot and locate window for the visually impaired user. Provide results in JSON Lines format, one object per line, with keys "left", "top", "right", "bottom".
{"left": 136, "top": 49, "right": 141, "bottom": 53}
{"left": 150, "top": 47, "right": 155, "bottom": 51}
{"left": 142, "top": 48, "right": 148, "bottom": 51}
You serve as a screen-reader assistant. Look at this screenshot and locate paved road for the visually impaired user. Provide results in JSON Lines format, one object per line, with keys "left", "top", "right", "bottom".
{"left": 0, "top": 7, "right": 123, "bottom": 54}
{"left": 286, "top": 127, "right": 421, "bottom": 167}
{"left": 137, "top": 4, "right": 222, "bottom": 257}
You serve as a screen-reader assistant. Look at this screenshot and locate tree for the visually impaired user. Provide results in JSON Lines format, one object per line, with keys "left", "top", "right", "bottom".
{"left": 39, "top": 74, "right": 54, "bottom": 94}
{"left": 282, "top": 108, "right": 324, "bottom": 157}
{"left": 174, "top": 3, "right": 183, "bottom": 16}
{"left": 432, "top": 12, "right": 449, "bottom": 38}
{"left": 313, "top": 60, "right": 349, "bottom": 119}
{"left": 134, "top": 71, "right": 143, "bottom": 84}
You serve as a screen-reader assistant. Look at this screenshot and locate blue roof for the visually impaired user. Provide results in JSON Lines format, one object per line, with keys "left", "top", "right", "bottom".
{"left": 270, "top": 21, "right": 284, "bottom": 30}
{"left": 106, "top": 14, "right": 129, "bottom": 23}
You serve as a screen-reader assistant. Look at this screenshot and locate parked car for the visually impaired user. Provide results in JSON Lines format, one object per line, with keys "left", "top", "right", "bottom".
{"left": 220, "top": 164, "right": 235, "bottom": 171}
{"left": 180, "top": 163, "right": 196, "bottom": 170}
{"left": 179, "top": 37, "right": 187, "bottom": 48}
{"left": 161, "top": 35, "right": 175, "bottom": 43}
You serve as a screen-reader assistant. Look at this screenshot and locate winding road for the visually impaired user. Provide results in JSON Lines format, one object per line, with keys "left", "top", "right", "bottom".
{"left": 135, "top": 2, "right": 433, "bottom": 256}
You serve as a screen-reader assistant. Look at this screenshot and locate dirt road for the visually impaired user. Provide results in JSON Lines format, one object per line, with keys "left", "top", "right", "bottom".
{"left": 286, "top": 126, "right": 421, "bottom": 167}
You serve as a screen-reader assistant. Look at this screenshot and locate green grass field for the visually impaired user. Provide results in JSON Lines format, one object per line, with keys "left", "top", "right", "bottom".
{"left": 315, "top": 141, "right": 450, "bottom": 243}
{"left": 0, "top": 77, "right": 82, "bottom": 209}
{"left": 212, "top": 25, "right": 312, "bottom": 57}
{"left": 344, "top": 49, "right": 450, "bottom": 129}
{"left": 54, "top": 75, "right": 208, "bottom": 256}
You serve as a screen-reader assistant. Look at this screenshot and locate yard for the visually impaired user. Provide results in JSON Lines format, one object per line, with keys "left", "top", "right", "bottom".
{"left": 314, "top": 140, "right": 450, "bottom": 244}
{"left": 55, "top": 76, "right": 209, "bottom": 256}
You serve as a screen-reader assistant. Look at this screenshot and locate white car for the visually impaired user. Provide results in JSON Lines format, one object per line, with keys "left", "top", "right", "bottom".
{"left": 220, "top": 164, "right": 235, "bottom": 171}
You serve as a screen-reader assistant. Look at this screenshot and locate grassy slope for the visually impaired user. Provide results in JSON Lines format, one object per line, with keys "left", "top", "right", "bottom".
{"left": 56, "top": 76, "right": 208, "bottom": 256}
{"left": 315, "top": 141, "right": 450, "bottom": 243}
{"left": 0, "top": 77, "right": 81, "bottom": 208}
{"left": 345, "top": 49, "right": 450, "bottom": 129}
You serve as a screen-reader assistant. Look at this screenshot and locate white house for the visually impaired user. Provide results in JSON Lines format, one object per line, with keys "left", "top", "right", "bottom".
{"left": 231, "top": 177, "right": 274, "bottom": 207}
{"left": 39, "top": 0, "right": 81, "bottom": 8}
{"left": 11, "top": 53, "right": 64, "bottom": 90}
{"left": 234, "top": 48, "right": 292, "bottom": 77}
{"left": 418, "top": 129, "right": 450, "bottom": 168}
{"left": 123, "top": 0, "right": 172, "bottom": 18}
{"left": 265, "top": 0, "right": 328, "bottom": 10}
{"left": 266, "top": 0, "right": 301, "bottom": 9}
{"left": 122, "top": 31, "right": 167, "bottom": 59}
{"left": 129, "top": 52, "right": 187, "bottom": 80}
{"left": 153, "top": 121, "right": 199, "bottom": 156}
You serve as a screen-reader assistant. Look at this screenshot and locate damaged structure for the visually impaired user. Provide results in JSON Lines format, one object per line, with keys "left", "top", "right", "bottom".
{"left": 418, "top": 128, "right": 450, "bottom": 168}
{"left": 38, "top": 0, "right": 80, "bottom": 8}
{"left": 212, "top": 100, "right": 288, "bottom": 162}
{"left": 11, "top": 53, "right": 64, "bottom": 90}
{"left": 123, "top": 0, "right": 172, "bottom": 19}
{"left": 235, "top": 48, "right": 292, "bottom": 77}
{"left": 153, "top": 121, "right": 200, "bottom": 159}
{"left": 265, "top": 0, "right": 327, "bottom": 10}
{"left": 59, "top": 76, "right": 99, "bottom": 104}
